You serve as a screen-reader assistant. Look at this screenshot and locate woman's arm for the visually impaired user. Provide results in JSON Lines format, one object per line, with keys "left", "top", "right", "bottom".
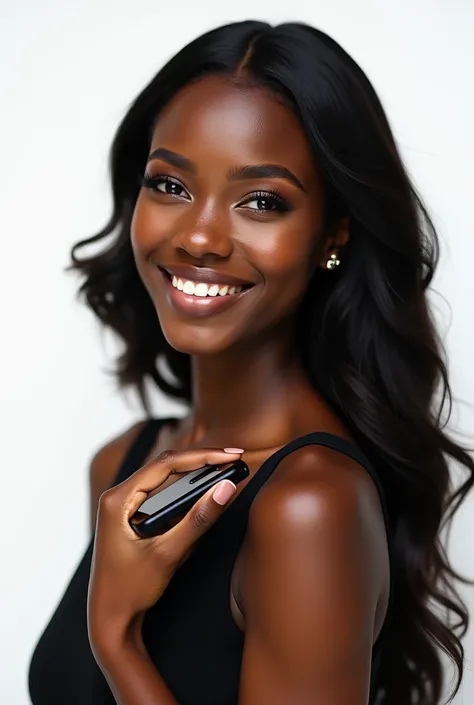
{"left": 94, "top": 636, "right": 179, "bottom": 705}
{"left": 237, "top": 444, "right": 388, "bottom": 705}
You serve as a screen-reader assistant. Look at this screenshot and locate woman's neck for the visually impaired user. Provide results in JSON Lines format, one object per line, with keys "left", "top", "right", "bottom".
{"left": 182, "top": 327, "right": 314, "bottom": 450}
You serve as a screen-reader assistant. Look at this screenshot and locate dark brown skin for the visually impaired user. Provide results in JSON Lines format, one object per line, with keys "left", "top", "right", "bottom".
{"left": 87, "top": 75, "right": 390, "bottom": 704}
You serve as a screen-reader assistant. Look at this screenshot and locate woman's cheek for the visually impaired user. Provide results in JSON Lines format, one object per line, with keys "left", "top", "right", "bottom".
{"left": 131, "top": 195, "right": 169, "bottom": 252}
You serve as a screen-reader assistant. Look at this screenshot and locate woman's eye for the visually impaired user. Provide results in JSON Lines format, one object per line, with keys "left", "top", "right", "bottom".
{"left": 239, "top": 192, "right": 291, "bottom": 214}
{"left": 141, "top": 175, "right": 290, "bottom": 215}
{"left": 142, "top": 173, "right": 189, "bottom": 199}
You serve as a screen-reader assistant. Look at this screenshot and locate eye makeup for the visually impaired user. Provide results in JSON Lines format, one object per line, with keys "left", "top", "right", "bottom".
{"left": 141, "top": 172, "right": 293, "bottom": 215}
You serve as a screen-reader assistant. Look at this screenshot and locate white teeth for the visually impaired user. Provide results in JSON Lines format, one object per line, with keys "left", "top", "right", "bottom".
{"left": 194, "top": 283, "right": 208, "bottom": 297}
{"left": 169, "top": 275, "right": 245, "bottom": 298}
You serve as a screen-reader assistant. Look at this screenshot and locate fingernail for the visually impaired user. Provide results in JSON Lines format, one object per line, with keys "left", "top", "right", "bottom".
{"left": 213, "top": 480, "right": 237, "bottom": 505}
{"left": 223, "top": 447, "right": 244, "bottom": 454}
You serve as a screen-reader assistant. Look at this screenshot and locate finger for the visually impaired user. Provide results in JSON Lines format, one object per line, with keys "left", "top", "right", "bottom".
{"left": 162, "top": 479, "right": 237, "bottom": 557}
{"left": 120, "top": 448, "right": 243, "bottom": 515}
{"left": 127, "top": 448, "right": 243, "bottom": 494}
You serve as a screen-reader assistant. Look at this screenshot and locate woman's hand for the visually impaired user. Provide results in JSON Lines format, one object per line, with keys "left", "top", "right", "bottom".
{"left": 87, "top": 447, "right": 242, "bottom": 659}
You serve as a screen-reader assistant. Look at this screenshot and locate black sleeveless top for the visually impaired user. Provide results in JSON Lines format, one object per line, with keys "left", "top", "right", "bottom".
{"left": 28, "top": 417, "right": 393, "bottom": 705}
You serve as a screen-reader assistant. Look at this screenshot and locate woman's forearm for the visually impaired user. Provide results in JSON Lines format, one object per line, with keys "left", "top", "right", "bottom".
{"left": 96, "top": 640, "right": 180, "bottom": 705}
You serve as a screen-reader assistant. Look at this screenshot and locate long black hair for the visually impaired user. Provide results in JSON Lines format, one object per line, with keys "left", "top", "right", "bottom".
{"left": 68, "top": 20, "right": 473, "bottom": 704}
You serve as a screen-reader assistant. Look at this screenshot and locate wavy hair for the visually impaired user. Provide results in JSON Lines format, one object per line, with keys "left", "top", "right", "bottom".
{"left": 68, "top": 20, "right": 473, "bottom": 704}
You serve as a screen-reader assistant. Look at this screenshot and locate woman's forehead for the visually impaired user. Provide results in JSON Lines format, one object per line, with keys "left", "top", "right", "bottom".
{"left": 149, "top": 75, "right": 319, "bottom": 184}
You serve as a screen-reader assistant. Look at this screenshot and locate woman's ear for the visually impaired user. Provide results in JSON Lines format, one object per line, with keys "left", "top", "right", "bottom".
{"left": 318, "top": 216, "right": 350, "bottom": 269}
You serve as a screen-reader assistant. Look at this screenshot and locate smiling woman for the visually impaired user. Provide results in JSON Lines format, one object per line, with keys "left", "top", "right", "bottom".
{"left": 28, "top": 18, "right": 473, "bottom": 705}
{"left": 129, "top": 72, "right": 332, "bottom": 357}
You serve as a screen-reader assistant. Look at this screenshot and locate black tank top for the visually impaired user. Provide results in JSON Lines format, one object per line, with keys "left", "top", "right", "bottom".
{"left": 28, "top": 417, "right": 393, "bottom": 705}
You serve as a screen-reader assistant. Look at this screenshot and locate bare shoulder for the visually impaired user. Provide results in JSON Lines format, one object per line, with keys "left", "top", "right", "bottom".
{"left": 243, "top": 441, "right": 389, "bottom": 629}
{"left": 89, "top": 420, "right": 149, "bottom": 530}
{"left": 249, "top": 442, "right": 386, "bottom": 536}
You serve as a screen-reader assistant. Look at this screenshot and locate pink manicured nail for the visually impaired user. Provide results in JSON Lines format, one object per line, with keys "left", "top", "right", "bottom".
{"left": 223, "top": 447, "right": 244, "bottom": 453}
{"left": 213, "top": 480, "right": 237, "bottom": 505}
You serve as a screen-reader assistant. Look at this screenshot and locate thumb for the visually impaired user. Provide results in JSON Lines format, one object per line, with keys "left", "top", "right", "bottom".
{"left": 188, "top": 479, "right": 237, "bottom": 533}
{"left": 165, "top": 479, "right": 237, "bottom": 555}
{"left": 211, "top": 479, "right": 238, "bottom": 506}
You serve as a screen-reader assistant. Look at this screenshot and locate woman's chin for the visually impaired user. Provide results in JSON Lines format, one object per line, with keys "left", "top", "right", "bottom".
{"left": 160, "top": 327, "right": 237, "bottom": 357}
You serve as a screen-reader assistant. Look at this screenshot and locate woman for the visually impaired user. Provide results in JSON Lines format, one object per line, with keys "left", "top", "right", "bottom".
{"left": 28, "top": 19, "right": 473, "bottom": 705}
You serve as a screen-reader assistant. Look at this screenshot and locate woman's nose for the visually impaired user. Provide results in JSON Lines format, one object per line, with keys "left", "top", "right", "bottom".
{"left": 170, "top": 208, "right": 233, "bottom": 260}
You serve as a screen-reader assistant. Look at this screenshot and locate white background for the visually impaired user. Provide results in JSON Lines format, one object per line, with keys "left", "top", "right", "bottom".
{"left": 1, "top": 1, "right": 473, "bottom": 702}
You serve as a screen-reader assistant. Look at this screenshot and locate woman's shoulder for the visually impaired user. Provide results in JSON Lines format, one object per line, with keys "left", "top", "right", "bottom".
{"left": 248, "top": 435, "right": 389, "bottom": 567}
{"left": 88, "top": 420, "right": 150, "bottom": 529}
{"left": 89, "top": 420, "right": 150, "bottom": 482}
{"left": 235, "top": 439, "right": 390, "bottom": 690}
{"left": 250, "top": 439, "right": 384, "bottom": 533}
{"left": 240, "top": 438, "right": 390, "bottom": 642}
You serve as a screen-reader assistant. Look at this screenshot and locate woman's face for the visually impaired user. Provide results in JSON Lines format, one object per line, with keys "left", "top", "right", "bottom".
{"left": 131, "top": 74, "right": 343, "bottom": 355}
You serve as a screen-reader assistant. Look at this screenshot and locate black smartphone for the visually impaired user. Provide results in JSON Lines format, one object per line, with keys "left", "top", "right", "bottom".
{"left": 129, "top": 459, "right": 249, "bottom": 538}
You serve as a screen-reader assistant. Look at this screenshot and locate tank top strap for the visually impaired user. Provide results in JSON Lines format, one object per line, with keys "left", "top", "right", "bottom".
{"left": 253, "top": 431, "right": 388, "bottom": 513}
{"left": 113, "top": 417, "right": 171, "bottom": 485}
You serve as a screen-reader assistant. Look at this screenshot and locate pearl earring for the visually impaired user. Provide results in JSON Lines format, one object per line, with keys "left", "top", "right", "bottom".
{"left": 326, "top": 253, "right": 341, "bottom": 270}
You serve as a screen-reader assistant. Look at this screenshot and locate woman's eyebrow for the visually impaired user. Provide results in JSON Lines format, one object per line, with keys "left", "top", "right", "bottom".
{"left": 228, "top": 164, "right": 306, "bottom": 192}
{"left": 147, "top": 147, "right": 307, "bottom": 193}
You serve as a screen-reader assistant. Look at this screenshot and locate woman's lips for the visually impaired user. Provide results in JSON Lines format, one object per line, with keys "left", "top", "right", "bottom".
{"left": 158, "top": 268, "right": 254, "bottom": 319}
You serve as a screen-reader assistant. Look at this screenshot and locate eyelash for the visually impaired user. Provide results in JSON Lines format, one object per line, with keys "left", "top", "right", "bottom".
{"left": 141, "top": 172, "right": 292, "bottom": 214}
